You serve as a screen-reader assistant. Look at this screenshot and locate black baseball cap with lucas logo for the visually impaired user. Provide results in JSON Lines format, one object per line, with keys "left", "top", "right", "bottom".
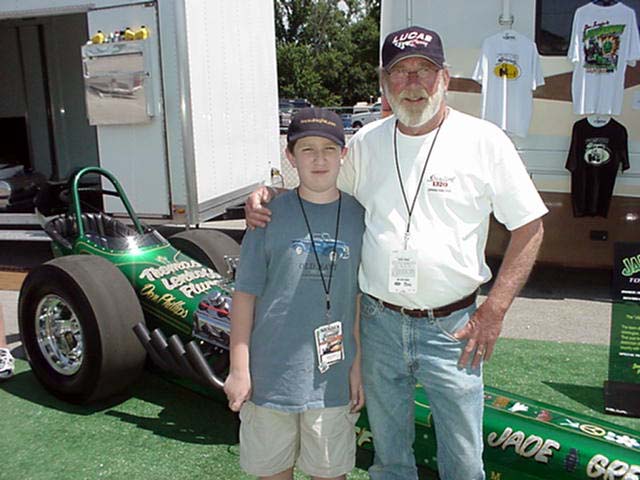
{"left": 382, "top": 26, "right": 446, "bottom": 70}
{"left": 287, "top": 108, "right": 345, "bottom": 148}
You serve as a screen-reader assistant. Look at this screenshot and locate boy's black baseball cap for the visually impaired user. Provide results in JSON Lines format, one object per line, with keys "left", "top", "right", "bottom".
{"left": 382, "top": 26, "right": 445, "bottom": 70}
{"left": 287, "top": 107, "right": 345, "bottom": 147}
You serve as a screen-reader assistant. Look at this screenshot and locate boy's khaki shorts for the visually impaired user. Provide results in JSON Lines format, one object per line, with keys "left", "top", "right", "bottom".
{"left": 239, "top": 401, "right": 359, "bottom": 477}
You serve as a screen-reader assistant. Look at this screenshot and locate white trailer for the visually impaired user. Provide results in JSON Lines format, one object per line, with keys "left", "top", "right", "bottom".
{"left": 381, "top": 0, "right": 640, "bottom": 268}
{"left": 0, "top": 0, "right": 280, "bottom": 227}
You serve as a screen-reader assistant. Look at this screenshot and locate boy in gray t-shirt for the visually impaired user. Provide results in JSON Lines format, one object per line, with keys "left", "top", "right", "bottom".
{"left": 224, "top": 108, "right": 365, "bottom": 480}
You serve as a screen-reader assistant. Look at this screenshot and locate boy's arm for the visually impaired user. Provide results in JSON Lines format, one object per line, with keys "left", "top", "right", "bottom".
{"left": 224, "top": 291, "right": 256, "bottom": 412}
{"left": 349, "top": 293, "right": 365, "bottom": 413}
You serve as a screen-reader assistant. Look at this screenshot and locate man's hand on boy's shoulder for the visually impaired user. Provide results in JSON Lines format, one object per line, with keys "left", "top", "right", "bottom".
{"left": 244, "top": 186, "right": 276, "bottom": 229}
{"left": 224, "top": 370, "right": 252, "bottom": 412}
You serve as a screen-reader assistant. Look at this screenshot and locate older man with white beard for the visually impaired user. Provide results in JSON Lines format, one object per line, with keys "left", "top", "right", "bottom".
{"left": 245, "top": 26, "right": 546, "bottom": 480}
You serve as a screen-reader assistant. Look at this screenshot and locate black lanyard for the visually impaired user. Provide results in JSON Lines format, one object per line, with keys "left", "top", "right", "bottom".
{"left": 393, "top": 118, "right": 443, "bottom": 249}
{"left": 296, "top": 189, "right": 342, "bottom": 317}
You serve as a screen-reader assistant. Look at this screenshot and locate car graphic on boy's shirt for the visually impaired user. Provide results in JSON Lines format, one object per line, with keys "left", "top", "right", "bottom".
{"left": 290, "top": 233, "right": 350, "bottom": 260}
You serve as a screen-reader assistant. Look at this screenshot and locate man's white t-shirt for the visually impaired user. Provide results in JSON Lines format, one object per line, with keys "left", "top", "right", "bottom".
{"left": 337, "top": 109, "right": 548, "bottom": 309}
{"left": 472, "top": 30, "right": 545, "bottom": 138}
{"left": 569, "top": 2, "right": 640, "bottom": 115}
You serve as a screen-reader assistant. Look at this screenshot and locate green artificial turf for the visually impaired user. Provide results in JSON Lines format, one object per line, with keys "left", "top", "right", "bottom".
{"left": 1, "top": 338, "right": 638, "bottom": 480}
{"left": 0, "top": 359, "right": 370, "bottom": 480}
{"left": 485, "top": 338, "right": 640, "bottom": 431}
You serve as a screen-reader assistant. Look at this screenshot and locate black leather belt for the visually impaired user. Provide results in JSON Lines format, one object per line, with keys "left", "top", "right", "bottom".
{"left": 369, "top": 290, "right": 478, "bottom": 318}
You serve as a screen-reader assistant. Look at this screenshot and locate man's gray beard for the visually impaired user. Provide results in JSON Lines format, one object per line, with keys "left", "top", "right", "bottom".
{"left": 386, "top": 77, "right": 446, "bottom": 128}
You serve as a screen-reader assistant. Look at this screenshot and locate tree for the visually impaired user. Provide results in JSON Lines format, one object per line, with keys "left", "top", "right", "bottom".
{"left": 274, "top": 0, "right": 380, "bottom": 107}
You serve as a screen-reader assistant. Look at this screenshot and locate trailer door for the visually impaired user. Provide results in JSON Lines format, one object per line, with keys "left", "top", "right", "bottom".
{"left": 87, "top": 3, "right": 170, "bottom": 217}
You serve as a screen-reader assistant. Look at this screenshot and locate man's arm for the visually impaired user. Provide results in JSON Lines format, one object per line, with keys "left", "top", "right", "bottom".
{"left": 454, "top": 217, "right": 544, "bottom": 368}
{"left": 349, "top": 294, "right": 365, "bottom": 413}
{"left": 244, "top": 186, "right": 286, "bottom": 229}
{"left": 224, "top": 291, "right": 257, "bottom": 411}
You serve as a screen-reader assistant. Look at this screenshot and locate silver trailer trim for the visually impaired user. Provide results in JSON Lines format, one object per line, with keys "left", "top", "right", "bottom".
{"left": 172, "top": 0, "right": 198, "bottom": 226}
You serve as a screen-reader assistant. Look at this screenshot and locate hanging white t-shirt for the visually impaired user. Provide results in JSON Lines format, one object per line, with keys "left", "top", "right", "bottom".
{"left": 337, "top": 110, "right": 548, "bottom": 309}
{"left": 472, "top": 30, "right": 545, "bottom": 138}
{"left": 568, "top": 2, "right": 640, "bottom": 115}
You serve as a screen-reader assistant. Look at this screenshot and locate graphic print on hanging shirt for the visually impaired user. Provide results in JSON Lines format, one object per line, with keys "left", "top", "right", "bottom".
{"left": 584, "top": 137, "right": 612, "bottom": 166}
{"left": 494, "top": 53, "right": 521, "bottom": 79}
{"left": 582, "top": 20, "right": 626, "bottom": 73}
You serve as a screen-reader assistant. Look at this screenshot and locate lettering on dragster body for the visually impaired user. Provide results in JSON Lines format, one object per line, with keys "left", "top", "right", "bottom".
{"left": 355, "top": 426, "right": 373, "bottom": 447}
{"left": 140, "top": 284, "right": 188, "bottom": 318}
{"left": 179, "top": 280, "right": 219, "bottom": 298}
{"left": 587, "top": 454, "right": 640, "bottom": 479}
{"left": 622, "top": 255, "right": 640, "bottom": 277}
{"left": 160, "top": 267, "right": 217, "bottom": 290}
{"left": 139, "top": 261, "right": 219, "bottom": 299}
{"left": 139, "top": 260, "right": 201, "bottom": 281}
{"left": 487, "top": 427, "right": 560, "bottom": 463}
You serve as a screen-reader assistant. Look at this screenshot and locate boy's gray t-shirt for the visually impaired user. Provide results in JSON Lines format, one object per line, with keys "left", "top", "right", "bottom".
{"left": 235, "top": 190, "right": 364, "bottom": 412}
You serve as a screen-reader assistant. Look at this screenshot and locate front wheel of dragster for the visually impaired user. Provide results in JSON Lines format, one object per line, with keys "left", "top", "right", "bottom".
{"left": 19, "top": 256, "right": 146, "bottom": 404}
{"left": 169, "top": 229, "right": 240, "bottom": 279}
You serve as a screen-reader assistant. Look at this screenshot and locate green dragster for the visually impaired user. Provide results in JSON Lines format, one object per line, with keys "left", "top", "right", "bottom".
{"left": 18, "top": 167, "right": 640, "bottom": 479}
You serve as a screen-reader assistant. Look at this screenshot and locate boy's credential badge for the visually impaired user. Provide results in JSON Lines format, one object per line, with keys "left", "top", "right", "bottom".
{"left": 389, "top": 249, "right": 418, "bottom": 294}
{"left": 314, "top": 321, "right": 344, "bottom": 373}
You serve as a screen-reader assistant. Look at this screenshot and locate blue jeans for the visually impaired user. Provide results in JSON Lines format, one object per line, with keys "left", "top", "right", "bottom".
{"left": 360, "top": 294, "right": 485, "bottom": 480}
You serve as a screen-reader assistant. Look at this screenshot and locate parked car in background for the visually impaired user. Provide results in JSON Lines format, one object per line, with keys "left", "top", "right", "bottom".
{"left": 288, "top": 98, "right": 313, "bottom": 110}
{"left": 350, "top": 102, "right": 381, "bottom": 130}
{"left": 279, "top": 98, "right": 314, "bottom": 131}
{"left": 280, "top": 98, "right": 313, "bottom": 112}
{"left": 340, "top": 112, "right": 352, "bottom": 130}
{"left": 279, "top": 110, "right": 292, "bottom": 132}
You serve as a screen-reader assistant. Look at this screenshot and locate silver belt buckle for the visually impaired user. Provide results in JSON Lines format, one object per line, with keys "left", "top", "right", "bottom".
{"left": 399, "top": 306, "right": 435, "bottom": 319}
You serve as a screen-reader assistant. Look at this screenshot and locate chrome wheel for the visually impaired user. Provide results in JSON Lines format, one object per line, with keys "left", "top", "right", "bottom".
{"left": 35, "top": 294, "right": 84, "bottom": 375}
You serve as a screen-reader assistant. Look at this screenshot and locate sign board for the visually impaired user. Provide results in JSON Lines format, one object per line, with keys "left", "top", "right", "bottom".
{"left": 604, "top": 242, "right": 640, "bottom": 417}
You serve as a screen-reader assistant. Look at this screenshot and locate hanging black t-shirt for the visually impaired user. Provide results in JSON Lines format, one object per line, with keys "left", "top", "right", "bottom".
{"left": 565, "top": 118, "right": 630, "bottom": 218}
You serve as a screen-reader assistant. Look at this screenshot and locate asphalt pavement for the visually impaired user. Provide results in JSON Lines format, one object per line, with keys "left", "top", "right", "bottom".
{"left": 483, "top": 260, "right": 612, "bottom": 345}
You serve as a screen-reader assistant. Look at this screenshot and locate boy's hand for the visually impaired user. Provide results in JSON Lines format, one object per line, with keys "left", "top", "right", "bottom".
{"left": 349, "top": 363, "right": 365, "bottom": 413}
{"left": 244, "top": 186, "right": 274, "bottom": 229}
{"left": 224, "top": 370, "right": 252, "bottom": 412}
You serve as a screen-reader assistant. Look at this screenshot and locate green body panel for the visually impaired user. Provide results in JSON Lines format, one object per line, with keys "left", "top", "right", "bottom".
{"left": 355, "top": 386, "right": 640, "bottom": 479}
{"left": 59, "top": 238, "right": 230, "bottom": 337}
{"left": 48, "top": 166, "right": 232, "bottom": 336}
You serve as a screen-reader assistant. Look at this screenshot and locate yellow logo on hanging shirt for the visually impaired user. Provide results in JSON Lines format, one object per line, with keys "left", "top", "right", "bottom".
{"left": 493, "top": 62, "right": 520, "bottom": 80}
